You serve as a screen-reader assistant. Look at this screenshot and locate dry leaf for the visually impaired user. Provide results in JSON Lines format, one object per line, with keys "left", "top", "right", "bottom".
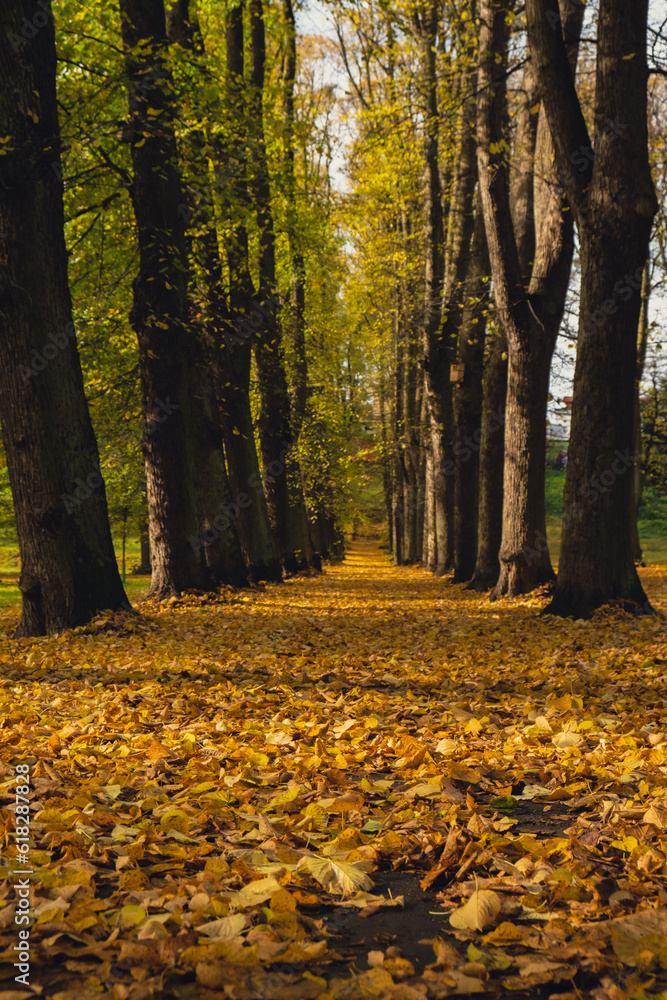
{"left": 449, "top": 890, "right": 502, "bottom": 931}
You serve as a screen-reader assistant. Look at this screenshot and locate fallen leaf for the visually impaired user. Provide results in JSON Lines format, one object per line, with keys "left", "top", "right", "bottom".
{"left": 449, "top": 890, "right": 502, "bottom": 931}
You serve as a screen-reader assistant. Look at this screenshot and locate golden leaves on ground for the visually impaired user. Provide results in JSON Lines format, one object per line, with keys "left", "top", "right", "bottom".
{"left": 0, "top": 543, "right": 666, "bottom": 998}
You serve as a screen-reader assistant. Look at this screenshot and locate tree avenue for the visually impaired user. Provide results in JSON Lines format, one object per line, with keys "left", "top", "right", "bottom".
{"left": 0, "top": 0, "right": 665, "bottom": 635}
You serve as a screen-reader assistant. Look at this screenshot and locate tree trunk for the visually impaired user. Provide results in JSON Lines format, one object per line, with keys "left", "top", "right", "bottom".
{"left": 189, "top": 352, "right": 248, "bottom": 585}
{"left": 165, "top": 0, "right": 248, "bottom": 587}
{"left": 527, "top": 0, "right": 658, "bottom": 617}
{"left": 629, "top": 261, "right": 650, "bottom": 565}
{"left": 118, "top": 0, "right": 209, "bottom": 597}
{"left": 217, "top": 0, "right": 282, "bottom": 584}
{"left": 136, "top": 512, "right": 151, "bottom": 574}
{"left": 281, "top": 0, "right": 320, "bottom": 571}
{"left": 403, "top": 312, "right": 422, "bottom": 563}
{"left": 282, "top": 0, "right": 308, "bottom": 437}
{"left": 419, "top": 0, "right": 451, "bottom": 576}
{"left": 469, "top": 324, "right": 507, "bottom": 588}
{"left": 423, "top": 436, "right": 437, "bottom": 572}
{"left": 392, "top": 309, "right": 406, "bottom": 564}
{"left": 452, "top": 208, "right": 490, "bottom": 582}
{"left": 0, "top": 0, "right": 128, "bottom": 636}
{"left": 248, "top": 0, "right": 305, "bottom": 573}
{"left": 477, "top": 0, "right": 583, "bottom": 599}
{"left": 379, "top": 379, "right": 394, "bottom": 553}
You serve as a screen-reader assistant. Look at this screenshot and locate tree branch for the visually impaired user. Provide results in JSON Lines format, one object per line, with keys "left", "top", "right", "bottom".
{"left": 476, "top": 0, "right": 528, "bottom": 335}
{"left": 525, "top": 0, "right": 592, "bottom": 221}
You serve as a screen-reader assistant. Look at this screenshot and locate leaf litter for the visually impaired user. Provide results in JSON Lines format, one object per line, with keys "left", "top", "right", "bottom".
{"left": 0, "top": 542, "right": 666, "bottom": 999}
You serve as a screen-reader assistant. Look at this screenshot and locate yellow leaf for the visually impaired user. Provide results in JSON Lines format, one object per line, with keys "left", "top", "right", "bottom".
{"left": 298, "top": 855, "right": 374, "bottom": 896}
{"left": 552, "top": 731, "right": 581, "bottom": 750}
{"left": 197, "top": 913, "right": 248, "bottom": 940}
{"left": 611, "top": 910, "right": 667, "bottom": 966}
{"left": 117, "top": 905, "right": 147, "bottom": 930}
{"left": 643, "top": 805, "right": 665, "bottom": 828}
{"left": 159, "top": 809, "right": 191, "bottom": 834}
{"left": 226, "top": 877, "right": 284, "bottom": 909}
{"left": 449, "top": 890, "right": 501, "bottom": 931}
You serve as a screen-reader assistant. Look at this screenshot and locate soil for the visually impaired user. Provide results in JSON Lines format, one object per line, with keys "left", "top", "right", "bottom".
{"left": 324, "top": 871, "right": 445, "bottom": 972}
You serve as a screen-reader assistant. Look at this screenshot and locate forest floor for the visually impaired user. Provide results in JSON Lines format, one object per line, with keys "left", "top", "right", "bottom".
{"left": 1, "top": 543, "right": 667, "bottom": 1000}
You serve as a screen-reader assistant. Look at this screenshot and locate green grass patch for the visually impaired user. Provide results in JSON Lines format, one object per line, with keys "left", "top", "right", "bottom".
{"left": 544, "top": 470, "right": 667, "bottom": 564}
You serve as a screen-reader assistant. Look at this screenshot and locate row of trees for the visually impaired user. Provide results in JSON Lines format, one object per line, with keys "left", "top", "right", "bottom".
{"left": 336, "top": 0, "right": 665, "bottom": 618}
{"left": 0, "top": 0, "right": 354, "bottom": 635}
{"left": 0, "top": 0, "right": 664, "bottom": 635}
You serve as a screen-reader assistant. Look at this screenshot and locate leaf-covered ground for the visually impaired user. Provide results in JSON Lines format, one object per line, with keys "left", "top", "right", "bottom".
{"left": 1, "top": 542, "right": 667, "bottom": 1000}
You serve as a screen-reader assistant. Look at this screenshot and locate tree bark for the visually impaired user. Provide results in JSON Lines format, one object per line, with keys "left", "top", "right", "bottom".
{"left": 392, "top": 309, "right": 406, "bottom": 564}
{"left": 189, "top": 350, "right": 248, "bottom": 586}
{"left": 419, "top": 0, "right": 450, "bottom": 576}
{"left": 0, "top": 0, "right": 128, "bottom": 636}
{"left": 629, "top": 261, "right": 650, "bottom": 564}
{"left": 477, "top": 0, "right": 583, "bottom": 599}
{"left": 218, "top": 1, "right": 282, "bottom": 583}
{"left": 136, "top": 511, "right": 151, "bottom": 574}
{"left": 423, "top": 434, "right": 437, "bottom": 572}
{"left": 248, "top": 0, "right": 306, "bottom": 574}
{"left": 282, "top": 0, "right": 308, "bottom": 437}
{"left": 452, "top": 207, "right": 490, "bottom": 582}
{"left": 280, "top": 0, "right": 320, "bottom": 570}
{"left": 165, "top": 0, "right": 248, "bottom": 587}
{"left": 118, "top": 0, "right": 209, "bottom": 597}
{"left": 527, "top": 0, "right": 658, "bottom": 617}
{"left": 469, "top": 323, "right": 507, "bottom": 588}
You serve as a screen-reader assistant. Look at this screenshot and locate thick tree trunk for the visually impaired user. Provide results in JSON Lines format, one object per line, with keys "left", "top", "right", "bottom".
{"left": 492, "top": 336, "right": 555, "bottom": 597}
{"left": 452, "top": 208, "right": 490, "bottom": 582}
{"left": 478, "top": 0, "right": 582, "bottom": 598}
{"left": 527, "top": 0, "right": 658, "bottom": 617}
{"left": 119, "top": 0, "right": 209, "bottom": 597}
{"left": 166, "top": 0, "right": 248, "bottom": 587}
{"left": 469, "top": 325, "right": 507, "bottom": 588}
{"left": 0, "top": 0, "right": 128, "bottom": 635}
{"left": 217, "top": 343, "right": 282, "bottom": 583}
{"left": 189, "top": 353, "right": 248, "bottom": 585}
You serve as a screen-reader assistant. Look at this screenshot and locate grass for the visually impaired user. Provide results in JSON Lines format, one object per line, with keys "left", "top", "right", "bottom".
{"left": 545, "top": 469, "right": 667, "bottom": 564}
{"left": 0, "top": 535, "right": 151, "bottom": 612}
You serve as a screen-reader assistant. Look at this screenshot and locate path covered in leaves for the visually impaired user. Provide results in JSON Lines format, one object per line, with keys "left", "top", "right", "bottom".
{"left": 1, "top": 542, "right": 667, "bottom": 1000}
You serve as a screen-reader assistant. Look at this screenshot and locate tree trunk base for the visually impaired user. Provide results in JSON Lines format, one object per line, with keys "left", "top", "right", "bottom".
{"left": 490, "top": 559, "right": 556, "bottom": 600}
{"left": 246, "top": 560, "right": 283, "bottom": 584}
{"left": 543, "top": 584, "right": 654, "bottom": 620}
{"left": 465, "top": 572, "right": 498, "bottom": 592}
{"left": 282, "top": 553, "right": 307, "bottom": 576}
